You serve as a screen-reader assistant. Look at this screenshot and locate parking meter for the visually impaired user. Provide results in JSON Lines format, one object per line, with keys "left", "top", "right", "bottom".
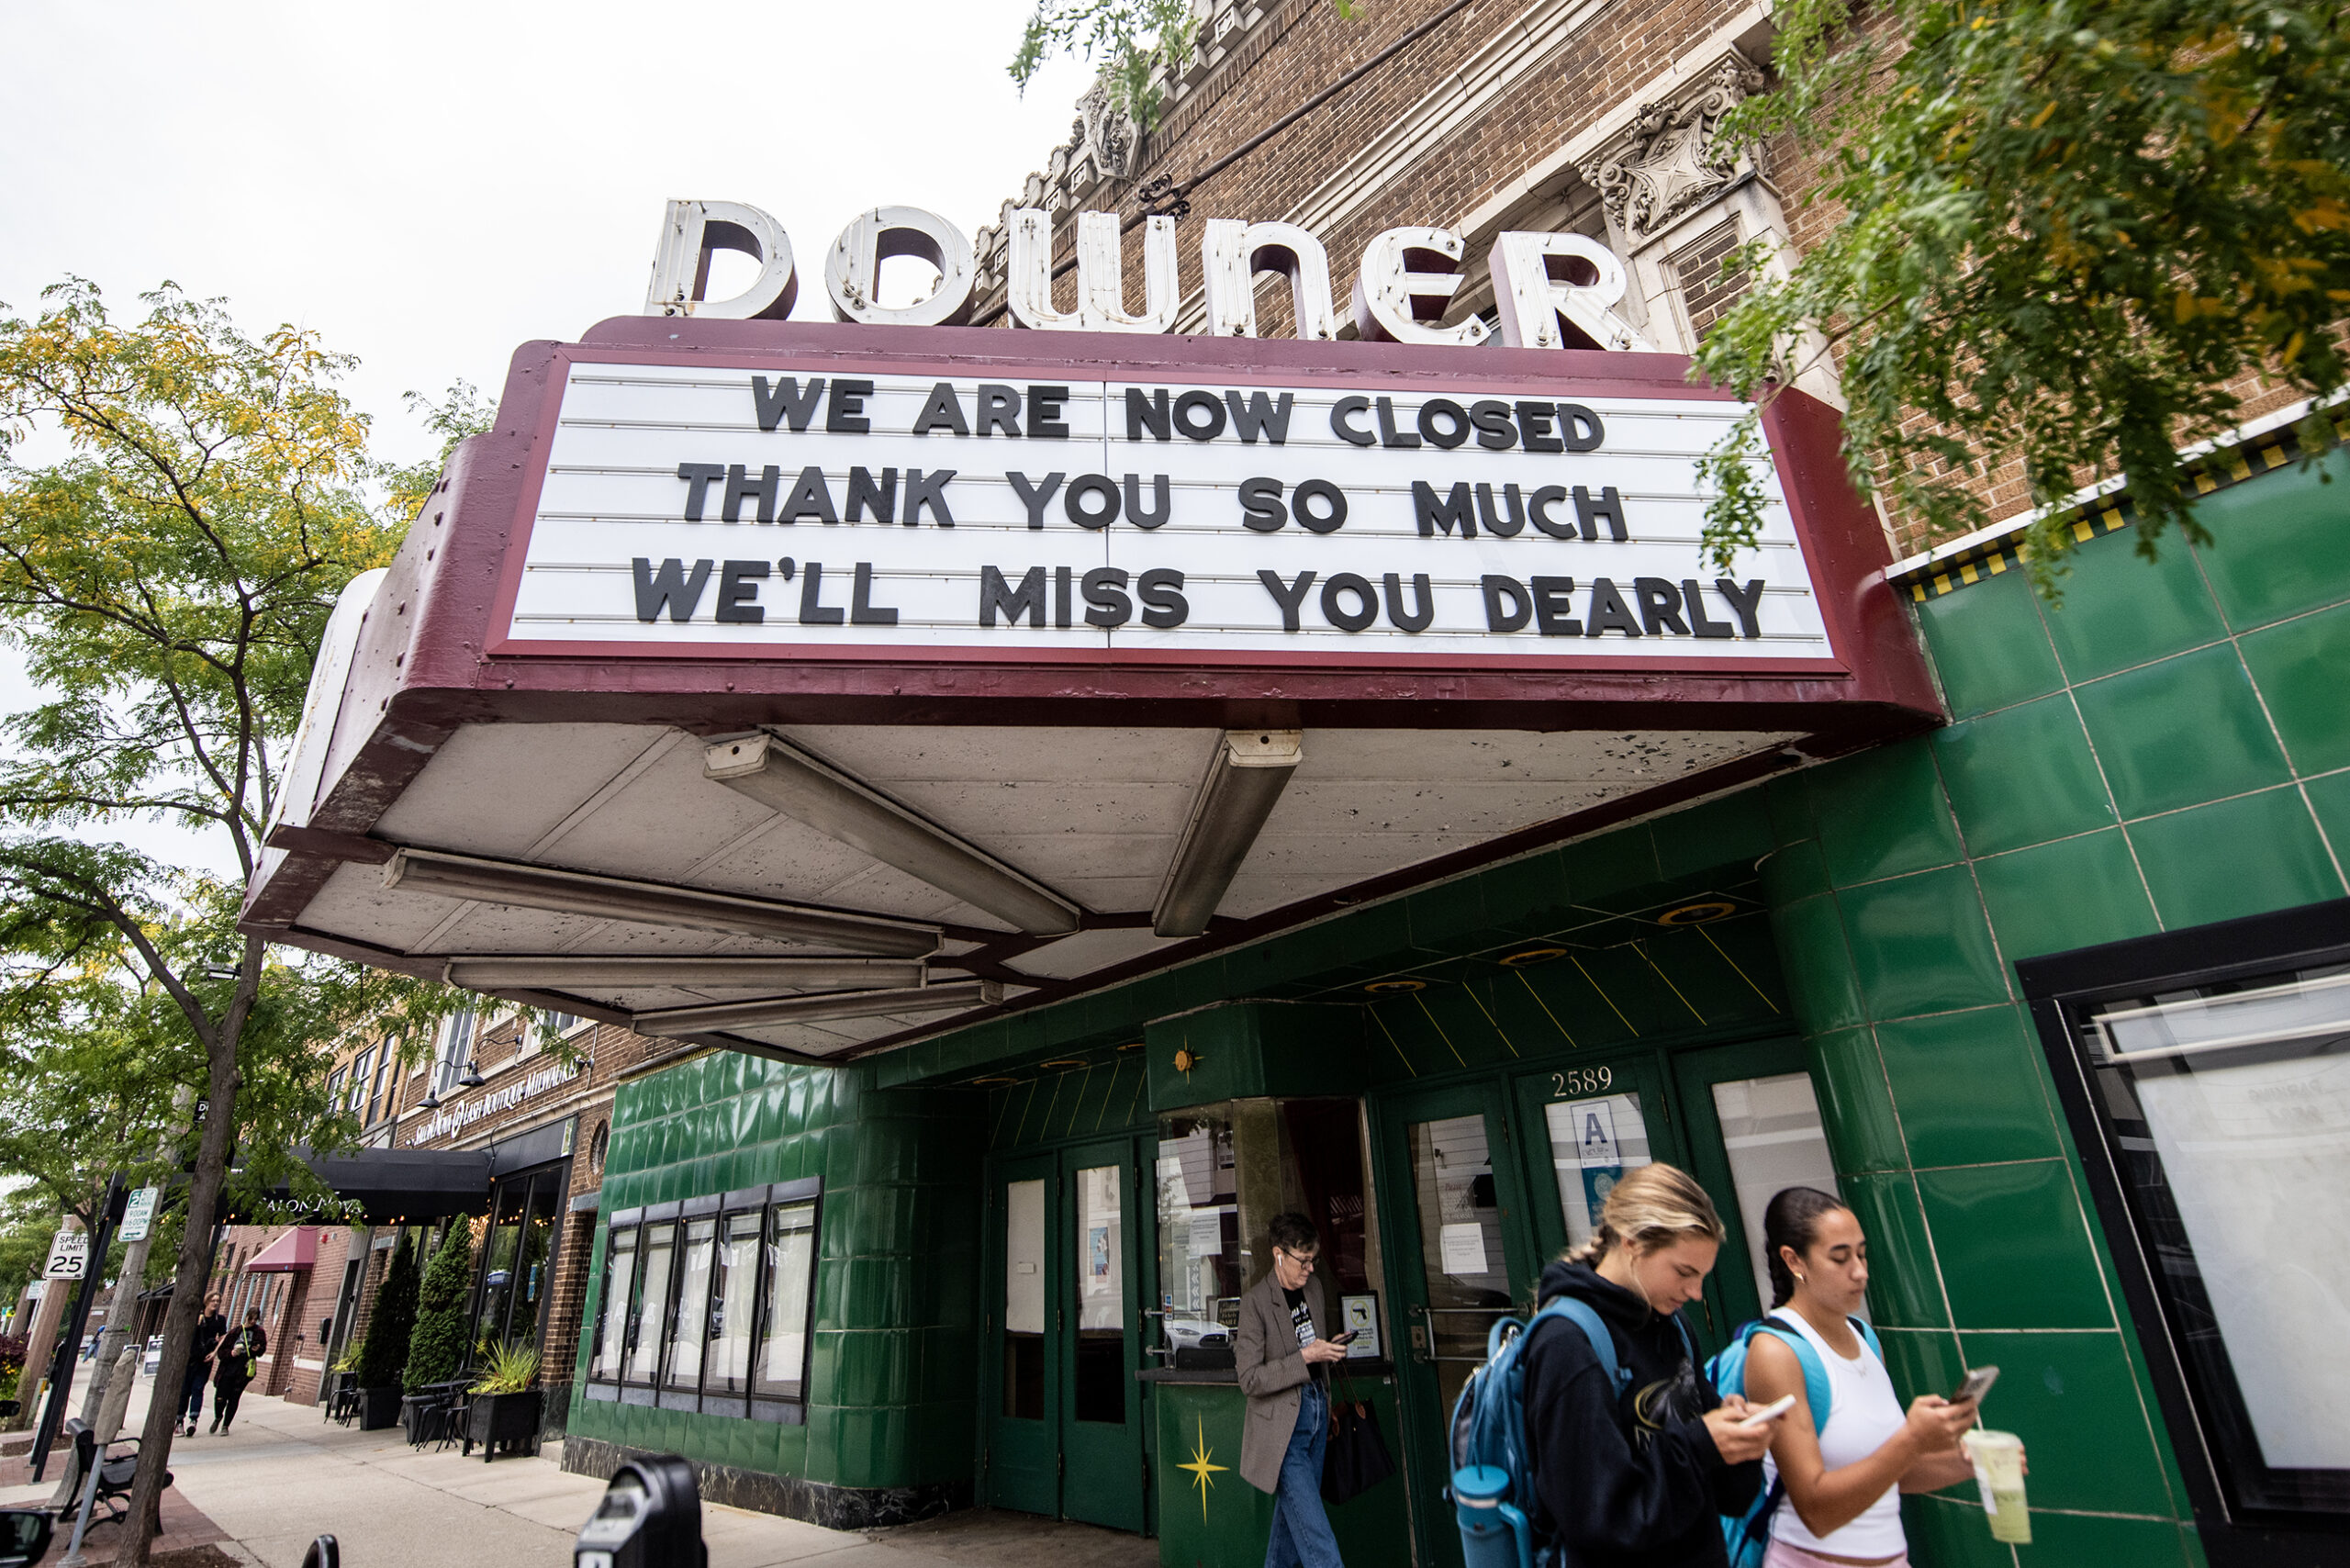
{"left": 576, "top": 1457, "right": 703, "bottom": 1568}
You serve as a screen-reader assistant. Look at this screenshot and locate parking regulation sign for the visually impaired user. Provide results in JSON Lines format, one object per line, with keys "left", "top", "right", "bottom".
{"left": 43, "top": 1228, "right": 88, "bottom": 1280}
{"left": 120, "top": 1186, "right": 159, "bottom": 1242}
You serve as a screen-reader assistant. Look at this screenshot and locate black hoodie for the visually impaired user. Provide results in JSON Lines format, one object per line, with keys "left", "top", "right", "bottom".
{"left": 1519, "top": 1260, "right": 1761, "bottom": 1568}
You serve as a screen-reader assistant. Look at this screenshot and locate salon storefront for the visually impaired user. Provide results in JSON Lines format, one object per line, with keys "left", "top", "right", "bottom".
{"left": 239, "top": 9, "right": 2349, "bottom": 1568}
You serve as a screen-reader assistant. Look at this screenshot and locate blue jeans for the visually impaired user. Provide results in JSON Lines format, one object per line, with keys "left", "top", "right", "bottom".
{"left": 180, "top": 1361, "right": 209, "bottom": 1425}
{"left": 1265, "top": 1381, "right": 1343, "bottom": 1568}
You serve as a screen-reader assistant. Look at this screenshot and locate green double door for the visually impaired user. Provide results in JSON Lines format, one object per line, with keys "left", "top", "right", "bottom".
{"left": 986, "top": 1138, "right": 1147, "bottom": 1533}
{"left": 1379, "top": 1036, "right": 1841, "bottom": 1568}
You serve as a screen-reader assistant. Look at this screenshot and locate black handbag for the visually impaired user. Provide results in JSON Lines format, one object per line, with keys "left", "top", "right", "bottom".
{"left": 1320, "top": 1379, "right": 1399, "bottom": 1506}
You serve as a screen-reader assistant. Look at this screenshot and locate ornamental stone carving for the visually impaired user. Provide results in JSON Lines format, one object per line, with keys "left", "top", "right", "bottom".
{"left": 1077, "top": 80, "right": 1141, "bottom": 186}
{"left": 1580, "top": 54, "right": 1766, "bottom": 249}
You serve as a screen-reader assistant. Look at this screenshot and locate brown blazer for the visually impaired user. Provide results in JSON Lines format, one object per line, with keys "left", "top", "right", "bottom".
{"left": 1234, "top": 1269, "right": 1330, "bottom": 1493}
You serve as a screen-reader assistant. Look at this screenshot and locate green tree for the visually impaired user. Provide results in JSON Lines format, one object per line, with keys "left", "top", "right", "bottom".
{"left": 0, "top": 280, "right": 471, "bottom": 1562}
{"left": 1693, "top": 0, "right": 2350, "bottom": 580}
{"left": 404, "top": 1222, "right": 474, "bottom": 1392}
{"left": 355, "top": 1230, "right": 420, "bottom": 1393}
{"left": 1010, "top": 0, "right": 1203, "bottom": 129}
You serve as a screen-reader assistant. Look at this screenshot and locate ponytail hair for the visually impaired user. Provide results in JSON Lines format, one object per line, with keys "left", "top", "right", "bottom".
{"left": 1561, "top": 1163, "right": 1726, "bottom": 1267}
{"left": 1762, "top": 1185, "right": 1850, "bottom": 1306}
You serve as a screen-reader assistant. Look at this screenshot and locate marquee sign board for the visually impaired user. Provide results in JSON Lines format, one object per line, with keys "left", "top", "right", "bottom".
{"left": 494, "top": 351, "right": 1830, "bottom": 669}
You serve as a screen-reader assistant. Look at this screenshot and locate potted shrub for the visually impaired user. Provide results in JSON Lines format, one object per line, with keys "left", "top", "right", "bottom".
{"left": 463, "top": 1339, "right": 542, "bottom": 1462}
{"left": 353, "top": 1232, "right": 420, "bottom": 1430}
{"left": 401, "top": 1225, "right": 474, "bottom": 1439}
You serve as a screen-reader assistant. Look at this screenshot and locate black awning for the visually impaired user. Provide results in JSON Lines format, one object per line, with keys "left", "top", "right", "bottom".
{"left": 219, "top": 1147, "right": 493, "bottom": 1226}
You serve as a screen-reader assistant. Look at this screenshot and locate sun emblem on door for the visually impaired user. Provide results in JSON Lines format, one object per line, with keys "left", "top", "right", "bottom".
{"left": 1177, "top": 1414, "right": 1226, "bottom": 1520}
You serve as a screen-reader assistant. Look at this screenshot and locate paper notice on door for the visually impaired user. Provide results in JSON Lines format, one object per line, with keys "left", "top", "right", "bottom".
{"left": 1187, "top": 1212, "right": 1224, "bottom": 1257}
{"left": 1439, "top": 1222, "right": 1490, "bottom": 1277}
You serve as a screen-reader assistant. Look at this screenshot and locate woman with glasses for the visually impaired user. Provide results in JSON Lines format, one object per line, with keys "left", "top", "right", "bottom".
{"left": 1236, "top": 1213, "right": 1353, "bottom": 1568}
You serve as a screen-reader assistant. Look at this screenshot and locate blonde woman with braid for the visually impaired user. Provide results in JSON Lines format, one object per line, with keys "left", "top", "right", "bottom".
{"left": 1519, "top": 1164, "right": 1774, "bottom": 1568}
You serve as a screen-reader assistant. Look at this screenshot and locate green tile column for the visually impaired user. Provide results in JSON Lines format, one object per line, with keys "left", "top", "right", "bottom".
{"left": 1760, "top": 744, "right": 2201, "bottom": 1567}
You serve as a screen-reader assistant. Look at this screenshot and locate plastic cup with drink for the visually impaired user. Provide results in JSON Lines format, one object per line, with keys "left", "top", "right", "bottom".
{"left": 1961, "top": 1428, "right": 2030, "bottom": 1544}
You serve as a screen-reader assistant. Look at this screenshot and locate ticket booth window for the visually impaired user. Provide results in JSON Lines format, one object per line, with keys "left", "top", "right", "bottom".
{"left": 1154, "top": 1097, "right": 1381, "bottom": 1361}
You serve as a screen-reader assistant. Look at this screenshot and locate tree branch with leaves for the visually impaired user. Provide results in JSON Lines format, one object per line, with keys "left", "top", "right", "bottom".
{"left": 1692, "top": 0, "right": 2350, "bottom": 584}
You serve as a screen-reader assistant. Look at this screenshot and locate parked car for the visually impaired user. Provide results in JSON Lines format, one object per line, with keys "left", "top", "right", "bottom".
{"left": 142, "top": 1335, "right": 163, "bottom": 1377}
{"left": 1162, "top": 1318, "right": 1229, "bottom": 1351}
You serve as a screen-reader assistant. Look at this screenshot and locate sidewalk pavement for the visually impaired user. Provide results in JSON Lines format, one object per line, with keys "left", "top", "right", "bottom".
{"left": 3, "top": 1375, "right": 1155, "bottom": 1568}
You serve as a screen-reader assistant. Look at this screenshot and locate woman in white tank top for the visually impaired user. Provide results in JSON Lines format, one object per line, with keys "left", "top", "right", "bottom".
{"left": 1742, "top": 1189, "right": 1987, "bottom": 1567}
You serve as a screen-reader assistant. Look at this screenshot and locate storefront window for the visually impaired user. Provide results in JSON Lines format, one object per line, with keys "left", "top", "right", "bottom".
{"left": 592, "top": 1227, "right": 636, "bottom": 1380}
{"left": 705, "top": 1211, "right": 762, "bottom": 1395}
{"left": 665, "top": 1218, "right": 716, "bottom": 1390}
{"left": 754, "top": 1202, "right": 816, "bottom": 1401}
{"left": 595, "top": 1186, "right": 818, "bottom": 1412}
{"left": 1154, "top": 1098, "right": 1379, "bottom": 1361}
{"left": 1155, "top": 1114, "right": 1237, "bottom": 1350}
{"left": 2076, "top": 963, "right": 2350, "bottom": 1516}
{"left": 628, "top": 1222, "right": 676, "bottom": 1383}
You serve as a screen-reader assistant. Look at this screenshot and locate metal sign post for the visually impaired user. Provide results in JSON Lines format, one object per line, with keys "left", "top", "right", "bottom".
{"left": 30, "top": 1176, "right": 125, "bottom": 1484}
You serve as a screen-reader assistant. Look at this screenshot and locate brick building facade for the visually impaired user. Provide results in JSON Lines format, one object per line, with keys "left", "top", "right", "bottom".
{"left": 277, "top": 1010, "right": 711, "bottom": 1425}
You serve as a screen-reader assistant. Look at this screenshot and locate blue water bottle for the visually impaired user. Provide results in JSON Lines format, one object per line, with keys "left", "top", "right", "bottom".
{"left": 1451, "top": 1464, "right": 1532, "bottom": 1568}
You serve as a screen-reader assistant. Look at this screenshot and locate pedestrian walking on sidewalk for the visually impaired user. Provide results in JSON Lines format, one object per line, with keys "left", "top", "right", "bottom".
{"left": 1740, "top": 1188, "right": 1986, "bottom": 1568}
{"left": 211, "top": 1308, "right": 266, "bottom": 1434}
{"left": 1237, "top": 1212, "right": 1351, "bottom": 1568}
{"left": 1521, "top": 1163, "right": 1772, "bottom": 1568}
{"left": 183, "top": 1294, "right": 227, "bottom": 1437}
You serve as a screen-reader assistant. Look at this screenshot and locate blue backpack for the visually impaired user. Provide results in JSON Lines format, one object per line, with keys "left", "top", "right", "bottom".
{"left": 1705, "top": 1315, "right": 1884, "bottom": 1568}
{"left": 1448, "top": 1298, "right": 1698, "bottom": 1568}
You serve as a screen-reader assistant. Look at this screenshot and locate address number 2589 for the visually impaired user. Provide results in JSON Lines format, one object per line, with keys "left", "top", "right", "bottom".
{"left": 1550, "top": 1066, "right": 1613, "bottom": 1097}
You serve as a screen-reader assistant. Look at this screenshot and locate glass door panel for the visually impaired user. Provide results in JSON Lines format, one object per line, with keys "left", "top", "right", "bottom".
{"left": 509, "top": 1173, "right": 560, "bottom": 1350}
{"left": 474, "top": 1212, "right": 520, "bottom": 1351}
{"left": 1671, "top": 1038, "right": 1828, "bottom": 1333}
{"left": 989, "top": 1160, "right": 1058, "bottom": 1516}
{"left": 1708, "top": 1072, "right": 1841, "bottom": 1316}
{"left": 1408, "top": 1112, "right": 1515, "bottom": 1420}
{"left": 1071, "top": 1163, "right": 1125, "bottom": 1421}
{"left": 1003, "top": 1176, "right": 1047, "bottom": 1419}
{"left": 1062, "top": 1144, "right": 1143, "bottom": 1533}
{"left": 1544, "top": 1091, "right": 1659, "bottom": 1254}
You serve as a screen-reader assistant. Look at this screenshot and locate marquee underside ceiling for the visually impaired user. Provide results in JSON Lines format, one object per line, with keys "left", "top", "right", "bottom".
{"left": 281, "top": 719, "right": 1798, "bottom": 1059}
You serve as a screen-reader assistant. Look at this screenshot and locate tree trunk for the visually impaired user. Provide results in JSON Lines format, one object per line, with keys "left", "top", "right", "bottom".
{"left": 119, "top": 976, "right": 250, "bottom": 1568}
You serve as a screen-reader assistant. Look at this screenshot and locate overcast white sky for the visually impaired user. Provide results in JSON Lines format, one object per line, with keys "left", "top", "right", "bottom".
{"left": 1, "top": 0, "right": 1100, "bottom": 877}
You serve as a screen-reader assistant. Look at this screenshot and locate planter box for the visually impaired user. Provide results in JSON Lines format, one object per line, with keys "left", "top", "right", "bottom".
{"left": 356, "top": 1385, "right": 404, "bottom": 1430}
{"left": 464, "top": 1388, "right": 543, "bottom": 1462}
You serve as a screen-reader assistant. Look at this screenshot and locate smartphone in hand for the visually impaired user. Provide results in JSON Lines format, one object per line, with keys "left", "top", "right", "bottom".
{"left": 1951, "top": 1366, "right": 1999, "bottom": 1405}
{"left": 1736, "top": 1394, "right": 1796, "bottom": 1430}
{"left": 1331, "top": 1328, "right": 1360, "bottom": 1345}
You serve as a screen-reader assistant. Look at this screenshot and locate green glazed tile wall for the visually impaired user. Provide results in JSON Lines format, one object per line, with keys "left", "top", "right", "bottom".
{"left": 565, "top": 1051, "right": 983, "bottom": 1493}
{"left": 1766, "top": 452, "right": 2350, "bottom": 1557}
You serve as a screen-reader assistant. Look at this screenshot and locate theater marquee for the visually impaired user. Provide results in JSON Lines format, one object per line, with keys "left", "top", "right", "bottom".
{"left": 498, "top": 354, "right": 1824, "bottom": 666}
